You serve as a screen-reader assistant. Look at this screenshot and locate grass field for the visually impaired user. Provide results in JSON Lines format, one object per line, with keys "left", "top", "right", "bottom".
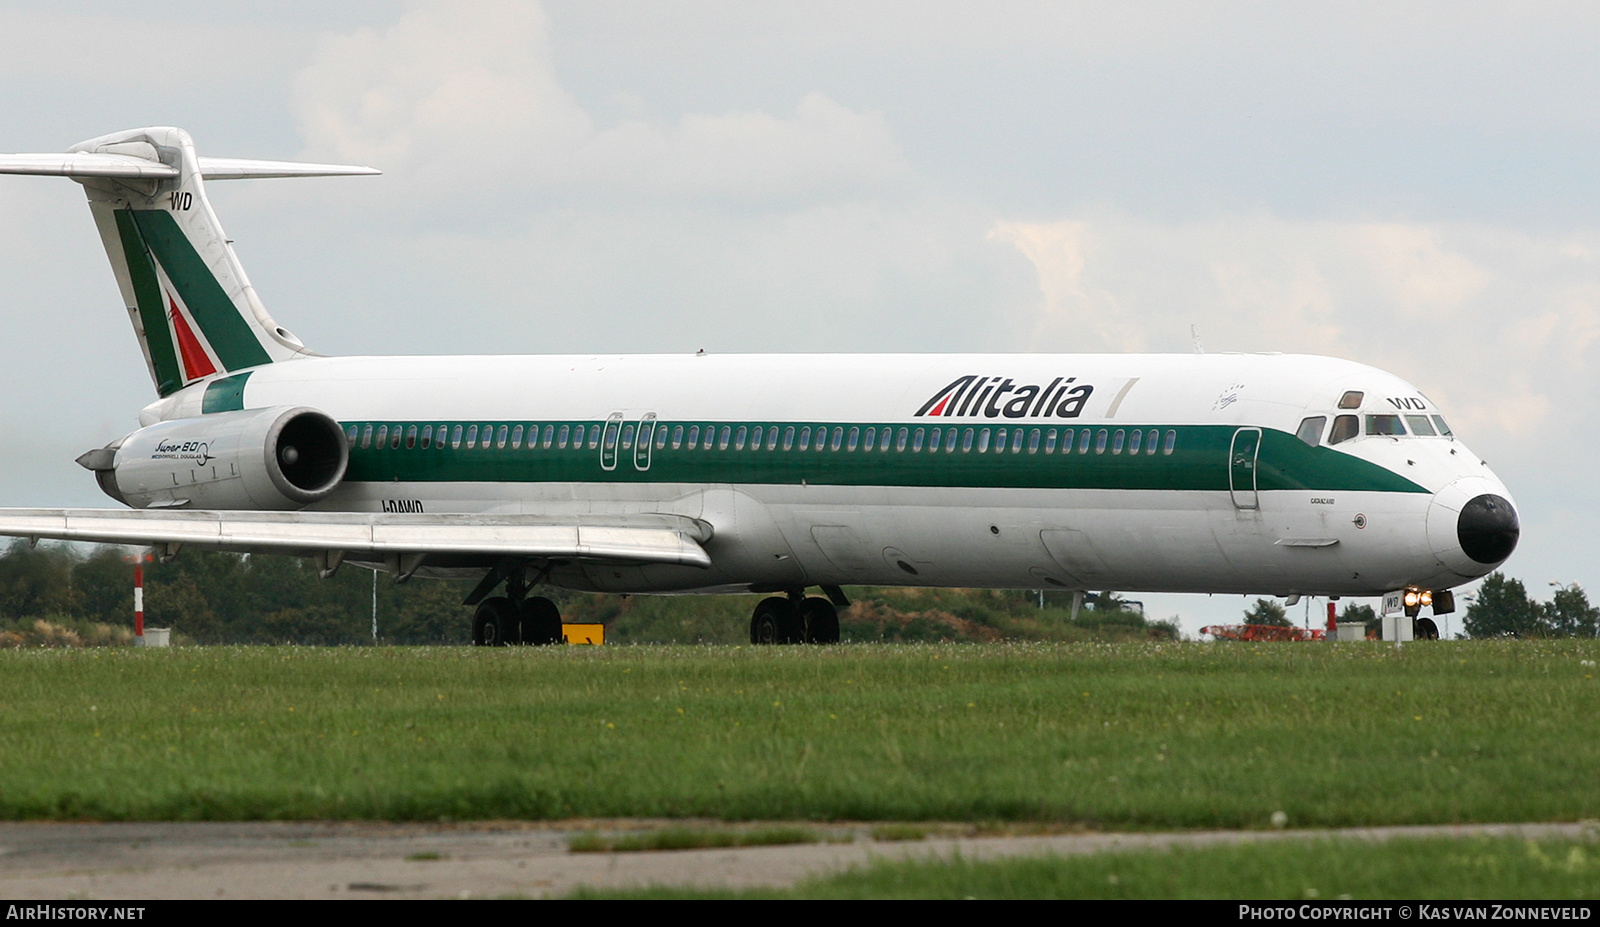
{"left": 1, "top": 640, "right": 1598, "bottom": 825}
{"left": 568, "top": 836, "right": 1600, "bottom": 899}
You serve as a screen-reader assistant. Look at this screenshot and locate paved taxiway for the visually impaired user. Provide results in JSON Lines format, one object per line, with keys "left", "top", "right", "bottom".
{"left": 1, "top": 821, "right": 1594, "bottom": 899}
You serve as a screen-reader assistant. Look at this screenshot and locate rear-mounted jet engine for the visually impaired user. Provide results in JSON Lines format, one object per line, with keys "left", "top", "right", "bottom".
{"left": 77, "top": 406, "right": 348, "bottom": 510}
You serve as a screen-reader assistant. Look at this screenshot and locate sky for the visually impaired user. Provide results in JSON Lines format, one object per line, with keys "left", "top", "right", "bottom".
{"left": 0, "top": 1, "right": 1594, "bottom": 638}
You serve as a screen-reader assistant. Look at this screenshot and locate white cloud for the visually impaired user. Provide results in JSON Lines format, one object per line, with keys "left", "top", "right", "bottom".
{"left": 990, "top": 212, "right": 1600, "bottom": 451}
{"left": 291, "top": 0, "right": 909, "bottom": 209}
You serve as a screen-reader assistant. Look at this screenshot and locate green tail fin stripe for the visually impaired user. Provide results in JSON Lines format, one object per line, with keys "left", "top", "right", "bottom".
{"left": 113, "top": 210, "right": 184, "bottom": 397}
{"left": 125, "top": 209, "right": 273, "bottom": 374}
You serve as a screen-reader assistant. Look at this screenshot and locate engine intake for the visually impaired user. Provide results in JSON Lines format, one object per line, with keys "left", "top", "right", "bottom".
{"left": 88, "top": 406, "right": 348, "bottom": 510}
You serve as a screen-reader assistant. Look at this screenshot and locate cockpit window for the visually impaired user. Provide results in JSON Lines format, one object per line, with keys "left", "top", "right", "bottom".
{"left": 1329, "top": 415, "right": 1359, "bottom": 445}
{"left": 1338, "top": 390, "right": 1364, "bottom": 409}
{"left": 1405, "top": 414, "right": 1437, "bottom": 436}
{"left": 1365, "top": 414, "right": 1406, "bottom": 436}
{"left": 1295, "top": 416, "right": 1326, "bottom": 447}
{"left": 1431, "top": 415, "right": 1453, "bottom": 437}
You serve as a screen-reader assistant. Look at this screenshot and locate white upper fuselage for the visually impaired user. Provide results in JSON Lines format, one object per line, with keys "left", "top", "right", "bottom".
{"left": 136, "top": 350, "right": 1517, "bottom": 598}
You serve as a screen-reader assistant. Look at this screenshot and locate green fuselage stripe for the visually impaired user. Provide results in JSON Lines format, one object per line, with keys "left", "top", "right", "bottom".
{"left": 201, "top": 371, "right": 252, "bottom": 414}
{"left": 125, "top": 210, "right": 273, "bottom": 372}
{"left": 338, "top": 421, "right": 1428, "bottom": 494}
{"left": 113, "top": 210, "right": 184, "bottom": 397}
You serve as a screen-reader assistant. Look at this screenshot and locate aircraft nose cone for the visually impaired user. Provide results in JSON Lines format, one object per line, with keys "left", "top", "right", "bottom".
{"left": 1426, "top": 477, "right": 1519, "bottom": 579}
{"left": 1457, "top": 494, "right": 1520, "bottom": 565}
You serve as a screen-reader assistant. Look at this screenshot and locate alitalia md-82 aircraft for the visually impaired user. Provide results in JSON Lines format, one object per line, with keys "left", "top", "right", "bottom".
{"left": 0, "top": 127, "right": 1519, "bottom": 644}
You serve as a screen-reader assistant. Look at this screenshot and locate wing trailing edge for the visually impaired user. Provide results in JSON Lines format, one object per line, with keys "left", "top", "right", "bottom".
{"left": 0, "top": 509, "right": 714, "bottom": 570}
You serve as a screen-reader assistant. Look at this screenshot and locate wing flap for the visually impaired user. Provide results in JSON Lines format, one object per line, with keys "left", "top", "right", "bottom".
{"left": 0, "top": 509, "right": 712, "bottom": 569}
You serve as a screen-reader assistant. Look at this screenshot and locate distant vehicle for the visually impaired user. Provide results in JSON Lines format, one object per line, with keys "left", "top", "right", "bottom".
{"left": 0, "top": 127, "right": 1519, "bottom": 644}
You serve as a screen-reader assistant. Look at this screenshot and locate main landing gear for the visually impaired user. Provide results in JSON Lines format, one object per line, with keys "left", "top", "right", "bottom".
{"left": 750, "top": 592, "right": 841, "bottom": 645}
{"left": 469, "top": 563, "right": 563, "bottom": 646}
{"left": 471, "top": 595, "right": 563, "bottom": 646}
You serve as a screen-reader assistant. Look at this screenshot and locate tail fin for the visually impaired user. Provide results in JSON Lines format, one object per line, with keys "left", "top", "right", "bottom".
{"left": 0, "top": 127, "right": 378, "bottom": 397}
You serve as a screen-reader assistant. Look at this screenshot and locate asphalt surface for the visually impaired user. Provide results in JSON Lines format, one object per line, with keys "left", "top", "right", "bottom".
{"left": 0, "top": 820, "right": 1594, "bottom": 899}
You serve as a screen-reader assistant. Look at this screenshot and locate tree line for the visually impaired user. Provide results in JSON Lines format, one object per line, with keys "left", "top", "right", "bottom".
{"left": 0, "top": 542, "right": 1180, "bottom": 646}
{"left": 0, "top": 542, "right": 1582, "bottom": 645}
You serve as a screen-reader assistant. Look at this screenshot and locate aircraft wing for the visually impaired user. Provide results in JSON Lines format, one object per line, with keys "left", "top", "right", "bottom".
{"left": 0, "top": 509, "right": 713, "bottom": 569}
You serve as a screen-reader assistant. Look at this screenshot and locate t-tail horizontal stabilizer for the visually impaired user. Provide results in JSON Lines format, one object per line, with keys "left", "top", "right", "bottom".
{"left": 0, "top": 127, "right": 379, "bottom": 398}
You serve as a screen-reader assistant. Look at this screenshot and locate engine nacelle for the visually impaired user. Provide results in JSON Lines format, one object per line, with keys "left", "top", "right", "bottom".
{"left": 92, "top": 406, "right": 349, "bottom": 510}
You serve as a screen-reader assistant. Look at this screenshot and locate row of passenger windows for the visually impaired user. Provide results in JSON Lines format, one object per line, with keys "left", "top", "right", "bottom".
{"left": 346, "top": 422, "right": 1180, "bottom": 457}
{"left": 1296, "top": 413, "right": 1454, "bottom": 447}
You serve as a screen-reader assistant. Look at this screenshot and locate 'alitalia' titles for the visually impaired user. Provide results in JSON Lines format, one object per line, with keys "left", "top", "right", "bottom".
{"left": 915, "top": 375, "right": 1095, "bottom": 419}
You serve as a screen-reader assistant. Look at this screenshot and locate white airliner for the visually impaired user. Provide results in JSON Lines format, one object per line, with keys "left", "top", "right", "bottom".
{"left": 0, "top": 127, "right": 1519, "bottom": 644}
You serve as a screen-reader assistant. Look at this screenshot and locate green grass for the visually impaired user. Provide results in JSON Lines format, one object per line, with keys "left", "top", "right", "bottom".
{"left": 1, "top": 641, "right": 1598, "bottom": 824}
{"left": 568, "top": 836, "right": 1600, "bottom": 899}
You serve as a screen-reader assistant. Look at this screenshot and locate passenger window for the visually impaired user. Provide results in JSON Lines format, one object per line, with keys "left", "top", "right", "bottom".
{"left": 799, "top": 427, "right": 812, "bottom": 450}
{"left": 750, "top": 425, "right": 762, "bottom": 449}
{"left": 847, "top": 427, "right": 859, "bottom": 451}
{"left": 719, "top": 426, "right": 731, "bottom": 450}
{"left": 670, "top": 425, "right": 683, "bottom": 449}
{"left": 361, "top": 424, "right": 373, "bottom": 449}
{"left": 945, "top": 428, "right": 958, "bottom": 452}
{"left": 912, "top": 428, "right": 925, "bottom": 452}
{"left": 656, "top": 426, "right": 669, "bottom": 450}
{"left": 553, "top": 425, "right": 565, "bottom": 449}
{"left": 993, "top": 428, "right": 1005, "bottom": 452}
{"left": 420, "top": 425, "right": 432, "bottom": 449}
{"left": 622, "top": 424, "right": 635, "bottom": 450}
{"left": 783, "top": 426, "right": 795, "bottom": 450}
{"left": 1146, "top": 429, "right": 1158, "bottom": 454}
{"left": 1095, "top": 429, "right": 1108, "bottom": 454}
{"left": 1045, "top": 429, "right": 1058, "bottom": 454}
{"left": 1079, "top": 430, "right": 1092, "bottom": 454}
{"left": 897, "top": 428, "right": 909, "bottom": 451}
{"left": 345, "top": 424, "right": 359, "bottom": 445}
{"left": 1431, "top": 415, "right": 1453, "bottom": 437}
{"left": 1011, "top": 429, "right": 1024, "bottom": 453}
{"left": 510, "top": 425, "right": 523, "bottom": 449}
{"left": 390, "top": 427, "right": 402, "bottom": 449}
{"left": 962, "top": 428, "right": 975, "bottom": 452}
{"left": 1295, "top": 416, "right": 1326, "bottom": 447}
{"left": 542, "top": 425, "right": 554, "bottom": 449}
{"left": 1338, "top": 391, "right": 1364, "bottom": 409}
{"left": 497, "top": 425, "right": 509, "bottom": 449}
{"left": 766, "top": 427, "right": 779, "bottom": 451}
{"left": 734, "top": 426, "right": 747, "bottom": 450}
{"left": 590, "top": 425, "right": 603, "bottom": 450}
{"left": 1028, "top": 429, "right": 1041, "bottom": 454}
{"left": 1365, "top": 414, "right": 1405, "bottom": 437}
{"left": 977, "top": 428, "right": 991, "bottom": 452}
{"left": 1128, "top": 429, "right": 1141, "bottom": 454}
{"left": 1112, "top": 429, "right": 1125, "bottom": 454}
{"left": 863, "top": 427, "right": 876, "bottom": 451}
{"left": 376, "top": 425, "right": 389, "bottom": 449}
{"left": 406, "top": 425, "right": 419, "bottom": 449}
{"left": 687, "top": 425, "right": 700, "bottom": 449}
{"left": 929, "top": 427, "right": 942, "bottom": 451}
{"left": 1163, "top": 430, "right": 1176, "bottom": 455}
{"left": 831, "top": 427, "right": 843, "bottom": 451}
{"left": 1405, "top": 415, "right": 1436, "bottom": 436}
